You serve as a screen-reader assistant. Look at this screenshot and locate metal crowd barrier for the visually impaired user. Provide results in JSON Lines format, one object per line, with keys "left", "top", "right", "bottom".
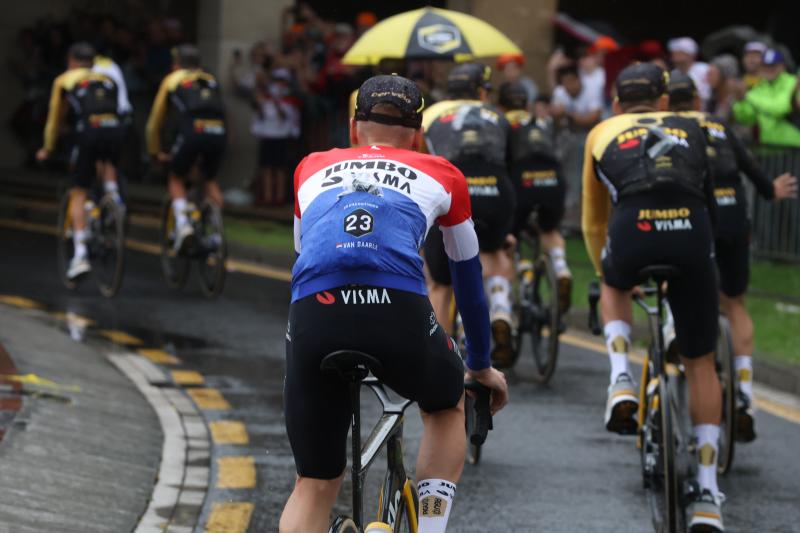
{"left": 750, "top": 146, "right": 800, "bottom": 262}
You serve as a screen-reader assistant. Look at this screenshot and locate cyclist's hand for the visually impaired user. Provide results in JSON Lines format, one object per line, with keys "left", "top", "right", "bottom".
{"left": 35, "top": 148, "right": 49, "bottom": 162}
{"left": 773, "top": 173, "right": 798, "bottom": 200}
{"left": 465, "top": 367, "right": 508, "bottom": 415}
{"left": 157, "top": 151, "right": 172, "bottom": 163}
{"left": 631, "top": 285, "right": 645, "bottom": 299}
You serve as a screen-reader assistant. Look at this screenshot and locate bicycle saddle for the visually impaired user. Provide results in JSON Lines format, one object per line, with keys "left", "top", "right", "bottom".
{"left": 637, "top": 264, "right": 680, "bottom": 284}
{"left": 320, "top": 350, "right": 383, "bottom": 381}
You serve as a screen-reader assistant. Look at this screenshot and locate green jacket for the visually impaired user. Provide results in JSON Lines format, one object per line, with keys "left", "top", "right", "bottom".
{"left": 733, "top": 72, "right": 800, "bottom": 147}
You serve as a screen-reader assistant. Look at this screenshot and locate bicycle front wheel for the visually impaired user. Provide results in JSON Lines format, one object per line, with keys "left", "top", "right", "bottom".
{"left": 159, "top": 197, "right": 190, "bottom": 289}
{"left": 529, "top": 255, "right": 560, "bottom": 383}
{"left": 92, "top": 196, "right": 125, "bottom": 298}
{"left": 396, "top": 478, "right": 418, "bottom": 533}
{"left": 56, "top": 191, "right": 77, "bottom": 290}
{"left": 195, "top": 200, "right": 227, "bottom": 298}
{"left": 716, "top": 316, "right": 736, "bottom": 475}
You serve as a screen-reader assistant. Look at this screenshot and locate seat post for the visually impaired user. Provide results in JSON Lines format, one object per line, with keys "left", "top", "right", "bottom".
{"left": 349, "top": 376, "right": 363, "bottom": 528}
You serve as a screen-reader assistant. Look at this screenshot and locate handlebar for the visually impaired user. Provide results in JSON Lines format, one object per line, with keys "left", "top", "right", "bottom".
{"left": 464, "top": 380, "right": 493, "bottom": 445}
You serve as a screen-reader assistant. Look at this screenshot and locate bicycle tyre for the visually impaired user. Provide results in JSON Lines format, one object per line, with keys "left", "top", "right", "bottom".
{"left": 195, "top": 200, "right": 227, "bottom": 298}
{"left": 56, "top": 191, "right": 78, "bottom": 290}
{"left": 395, "top": 479, "right": 419, "bottom": 533}
{"left": 328, "top": 516, "right": 359, "bottom": 533}
{"left": 529, "top": 254, "right": 560, "bottom": 383}
{"left": 659, "top": 377, "right": 679, "bottom": 533}
{"left": 159, "top": 197, "right": 190, "bottom": 290}
{"left": 464, "top": 392, "right": 482, "bottom": 465}
{"left": 716, "top": 316, "right": 736, "bottom": 475}
{"left": 92, "top": 196, "right": 125, "bottom": 298}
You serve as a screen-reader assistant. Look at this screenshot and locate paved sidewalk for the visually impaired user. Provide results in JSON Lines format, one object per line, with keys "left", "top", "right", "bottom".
{"left": 0, "top": 304, "right": 162, "bottom": 533}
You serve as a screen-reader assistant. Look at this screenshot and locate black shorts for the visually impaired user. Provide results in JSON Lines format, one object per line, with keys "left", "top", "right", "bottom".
{"left": 170, "top": 128, "right": 226, "bottom": 179}
{"left": 713, "top": 183, "right": 750, "bottom": 298}
{"left": 284, "top": 286, "right": 464, "bottom": 479}
{"left": 601, "top": 193, "right": 718, "bottom": 358}
{"left": 510, "top": 160, "right": 566, "bottom": 234}
{"left": 70, "top": 126, "right": 125, "bottom": 189}
{"left": 455, "top": 156, "right": 515, "bottom": 252}
{"left": 258, "top": 138, "right": 288, "bottom": 168}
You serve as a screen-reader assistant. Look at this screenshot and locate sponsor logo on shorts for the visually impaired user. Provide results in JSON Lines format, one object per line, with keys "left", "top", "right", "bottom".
{"left": 521, "top": 169, "right": 558, "bottom": 188}
{"left": 428, "top": 311, "right": 439, "bottom": 336}
{"left": 339, "top": 288, "right": 392, "bottom": 305}
{"left": 315, "top": 291, "right": 336, "bottom": 305}
{"left": 637, "top": 207, "right": 693, "bottom": 232}
{"left": 714, "top": 187, "right": 737, "bottom": 206}
{"left": 466, "top": 175, "right": 500, "bottom": 196}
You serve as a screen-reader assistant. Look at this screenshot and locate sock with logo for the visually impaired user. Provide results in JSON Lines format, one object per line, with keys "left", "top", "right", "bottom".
{"left": 548, "top": 246, "right": 571, "bottom": 278}
{"left": 73, "top": 229, "right": 88, "bottom": 259}
{"left": 172, "top": 197, "right": 189, "bottom": 228}
{"left": 694, "top": 424, "right": 720, "bottom": 497}
{"left": 604, "top": 320, "right": 631, "bottom": 383}
{"left": 486, "top": 275, "right": 512, "bottom": 317}
{"left": 735, "top": 355, "right": 753, "bottom": 401}
{"left": 417, "top": 479, "right": 456, "bottom": 533}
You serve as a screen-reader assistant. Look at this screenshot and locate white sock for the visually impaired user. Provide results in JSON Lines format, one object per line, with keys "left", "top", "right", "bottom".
{"left": 486, "top": 275, "right": 511, "bottom": 316}
{"left": 735, "top": 355, "right": 754, "bottom": 400}
{"left": 172, "top": 198, "right": 189, "bottom": 227}
{"left": 604, "top": 320, "right": 631, "bottom": 383}
{"left": 73, "top": 229, "right": 88, "bottom": 259}
{"left": 418, "top": 479, "right": 456, "bottom": 533}
{"left": 548, "top": 246, "right": 571, "bottom": 277}
{"left": 103, "top": 180, "right": 118, "bottom": 194}
{"left": 694, "top": 424, "right": 720, "bottom": 497}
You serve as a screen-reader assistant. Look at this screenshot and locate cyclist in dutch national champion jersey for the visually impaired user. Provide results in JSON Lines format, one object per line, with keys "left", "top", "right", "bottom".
{"left": 280, "top": 75, "right": 508, "bottom": 533}
{"left": 498, "top": 80, "right": 573, "bottom": 313}
{"left": 422, "top": 63, "right": 518, "bottom": 367}
{"left": 667, "top": 72, "right": 798, "bottom": 441}
{"left": 145, "top": 44, "right": 227, "bottom": 252}
{"left": 36, "top": 42, "right": 125, "bottom": 281}
{"left": 582, "top": 63, "right": 725, "bottom": 532}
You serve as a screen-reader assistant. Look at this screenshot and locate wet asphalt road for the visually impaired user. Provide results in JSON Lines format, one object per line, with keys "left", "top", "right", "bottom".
{"left": 2, "top": 226, "right": 800, "bottom": 533}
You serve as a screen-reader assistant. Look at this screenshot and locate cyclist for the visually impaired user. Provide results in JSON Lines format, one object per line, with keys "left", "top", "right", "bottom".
{"left": 422, "top": 63, "right": 517, "bottom": 366}
{"left": 145, "top": 44, "right": 227, "bottom": 252}
{"left": 35, "top": 42, "right": 125, "bottom": 280}
{"left": 498, "top": 80, "right": 572, "bottom": 313}
{"left": 667, "top": 72, "right": 798, "bottom": 441}
{"left": 280, "top": 75, "right": 508, "bottom": 533}
{"left": 582, "top": 63, "right": 724, "bottom": 532}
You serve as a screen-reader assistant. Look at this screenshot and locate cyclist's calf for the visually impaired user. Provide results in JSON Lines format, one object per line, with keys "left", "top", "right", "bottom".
{"left": 417, "top": 394, "right": 466, "bottom": 483}
{"left": 683, "top": 353, "right": 722, "bottom": 426}
{"left": 279, "top": 473, "right": 345, "bottom": 533}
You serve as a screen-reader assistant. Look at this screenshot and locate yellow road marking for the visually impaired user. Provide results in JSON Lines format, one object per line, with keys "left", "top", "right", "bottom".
{"left": 50, "top": 311, "right": 95, "bottom": 327}
{"left": 0, "top": 218, "right": 56, "bottom": 235}
{"left": 171, "top": 370, "right": 205, "bottom": 386}
{"left": 226, "top": 259, "right": 293, "bottom": 282}
{"left": 0, "top": 295, "right": 44, "bottom": 310}
{"left": 138, "top": 348, "right": 182, "bottom": 365}
{"left": 216, "top": 456, "right": 256, "bottom": 489}
{"left": 99, "top": 329, "right": 144, "bottom": 346}
{"left": 209, "top": 421, "right": 250, "bottom": 445}
{"left": 188, "top": 388, "right": 231, "bottom": 410}
{"left": 0, "top": 373, "right": 81, "bottom": 392}
{"left": 204, "top": 502, "right": 254, "bottom": 533}
{"left": 755, "top": 396, "right": 800, "bottom": 424}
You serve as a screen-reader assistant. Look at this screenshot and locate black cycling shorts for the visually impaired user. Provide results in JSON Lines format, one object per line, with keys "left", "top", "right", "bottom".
{"left": 454, "top": 156, "right": 515, "bottom": 252}
{"left": 170, "top": 127, "right": 226, "bottom": 179}
{"left": 284, "top": 286, "right": 464, "bottom": 479}
{"left": 713, "top": 182, "right": 750, "bottom": 298}
{"left": 70, "top": 126, "right": 125, "bottom": 189}
{"left": 601, "top": 193, "right": 719, "bottom": 359}
{"left": 509, "top": 160, "right": 566, "bottom": 234}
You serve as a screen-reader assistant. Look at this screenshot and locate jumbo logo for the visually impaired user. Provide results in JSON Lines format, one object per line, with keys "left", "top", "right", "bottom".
{"left": 417, "top": 24, "right": 462, "bottom": 54}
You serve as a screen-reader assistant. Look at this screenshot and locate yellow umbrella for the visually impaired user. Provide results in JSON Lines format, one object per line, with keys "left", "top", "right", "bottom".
{"left": 342, "top": 7, "right": 521, "bottom": 65}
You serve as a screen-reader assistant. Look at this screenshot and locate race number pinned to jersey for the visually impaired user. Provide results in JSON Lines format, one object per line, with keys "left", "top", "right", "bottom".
{"left": 344, "top": 208, "right": 374, "bottom": 238}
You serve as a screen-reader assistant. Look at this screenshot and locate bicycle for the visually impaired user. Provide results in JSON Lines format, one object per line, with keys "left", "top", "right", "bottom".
{"left": 56, "top": 184, "right": 126, "bottom": 298}
{"left": 159, "top": 185, "right": 227, "bottom": 298}
{"left": 321, "top": 350, "right": 491, "bottom": 532}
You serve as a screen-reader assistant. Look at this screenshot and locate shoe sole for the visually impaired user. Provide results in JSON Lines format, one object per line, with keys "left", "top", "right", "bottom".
{"left": 735, "top": 408, "right": 756, "bottom": 443}
{"left": 606, "top": 399, "right": 638, "bottom": 435}
{"left": 689, "top": 521, "right": 724, "bottom": 533}
{"left": 491, "top": 319, "right": 514, "bottom": 368}
{"left": 67, "top": 268, "right": 91, "bottom": 282}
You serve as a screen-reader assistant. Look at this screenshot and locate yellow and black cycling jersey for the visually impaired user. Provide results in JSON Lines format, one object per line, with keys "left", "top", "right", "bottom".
{"left": 422, "top": 99, "right": 510, "bottom": 166}
{"left": 43, "top": 68, "right": 119, "bottom": 153}
{"left": 504, "top": 109, "right": 558, "bottom": 167}
{"left": 581, "top": 111, "right": 712, "bottom": 274}
{"left": 145, "top": 68, "right": 225, "bottom": 156}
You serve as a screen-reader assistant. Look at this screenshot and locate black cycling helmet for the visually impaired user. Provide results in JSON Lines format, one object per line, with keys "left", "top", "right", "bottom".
{"left": 172, "top": 44, "right": 201, "bottom": 68}
{"left": 498, "top": 81, "right": 529, "bottom": 110}
{"left": 615, "top": 62, "right": 669, "bottom": 104}
{"left": 354, "top": 74, "right": 424, "bottom": 129}
{"left": 667, "top": 70, "right": 697, "bottom": 106}
{"left": 68, "top": 42, "right": 96, "bottom": 63}
{"left": 447, "top": 62, "right": 492, "bottom": 99}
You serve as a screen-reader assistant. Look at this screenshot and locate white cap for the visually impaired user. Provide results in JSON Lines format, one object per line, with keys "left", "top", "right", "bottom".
{"left": 744, "top": 41, "right": 768, "bottom": 54}
{"left": 668, "top": 37, "right": 699, "bottom": 56}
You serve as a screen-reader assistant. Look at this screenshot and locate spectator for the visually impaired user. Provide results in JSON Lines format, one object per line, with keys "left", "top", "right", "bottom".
{"left": 668, "top": 37, "right": 710, "bottom": 105}
{"left": 533, "top": 94, "right": 552, "bottom": 121}
{"left": 733, "top": 49, "right": 800, "bottom": 147}
{"left": 741, "top": 41, "right": 767, "bottom": 90}
{"left": 580, "top": 36, "right": 617, "bottom": 102}
{"left": 230, "top": 41, "right": 267, "bottom": 97}
{"left": 551, "top": 64, "right": 602, "bottom": 131}
{"left": 251, "top": 68, "right": 301, "bottom": 205}
{"left": 355, "top": 11, "right": 377, "bottom": 37}
{"left": 706, "top": 54, "right": 739, "bottom": 120}
{"left": 497, "top": 53, "right": 538, "bottom": 106}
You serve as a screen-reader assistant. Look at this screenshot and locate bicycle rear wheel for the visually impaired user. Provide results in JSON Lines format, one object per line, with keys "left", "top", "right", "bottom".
{"left": 195, "top": 200, "right": 227, "bottom": 298}
{"left": 91, "top": 196, "right": 125, "bottom": 298}
{"left": 529, "top": 255, "right": 560, "bottom": 383}
{"left": 395, "top": 479, "right": 419, "bottom": 533}
{"left": 159, "top": 198, "right": 190, "bottom": 289}
{"left": 329, "top": 516, "right": 359, "bottom": 533}
{"left": 655, "top": 377, "right": 680, "bottom": 533}
{"left": 716, "top": 317, "right": 736, "bottom": 475}
{"left": 56, "top": 191, "right": 77, "bottom": 290}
